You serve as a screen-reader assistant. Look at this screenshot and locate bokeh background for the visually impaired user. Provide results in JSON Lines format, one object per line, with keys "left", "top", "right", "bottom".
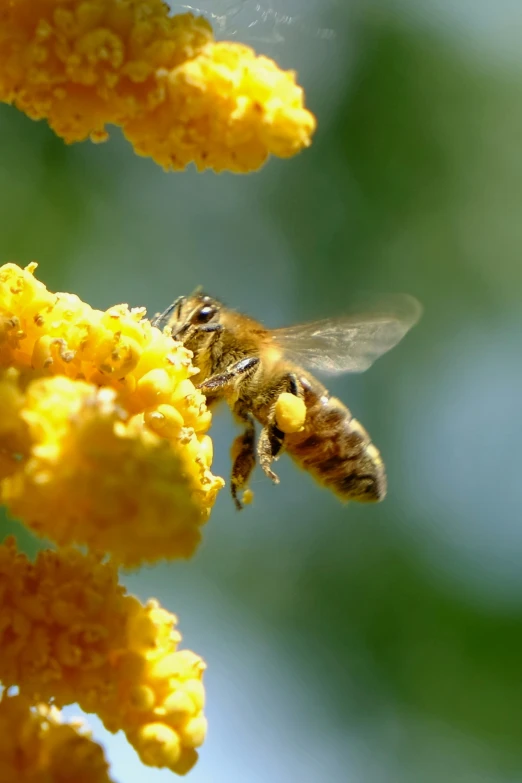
{"left": 2, "top": 0, "right": 522, "bottom": 781}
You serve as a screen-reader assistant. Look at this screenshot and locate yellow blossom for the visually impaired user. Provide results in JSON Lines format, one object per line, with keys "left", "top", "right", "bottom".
{"left": 0, "top": 263, "right": 224, "bottom": 565}
{"left": 0, "top": 691, "right": 114, "bottom": 783}
{"left": 0, "top": 538, "right": 207, "bottom": 775}
{"left": 0, "top": 0, "right": 316, "bottom": 172}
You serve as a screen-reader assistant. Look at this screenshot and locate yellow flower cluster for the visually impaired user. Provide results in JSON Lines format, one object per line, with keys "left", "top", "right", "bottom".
{"left": 0, "top": 0, "right": 316, "bottom": 172}
{"left": 0, "top": 691, "right": 114, "bottom": 783}
{"left": 0, "top": 538, "right": 207, "bottom": 775}
{"left": 0, "top": 262, "right": 224, "bottom": 566}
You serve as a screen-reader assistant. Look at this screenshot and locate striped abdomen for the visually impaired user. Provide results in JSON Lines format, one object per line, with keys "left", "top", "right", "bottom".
{"left": 284, "top": 377, "right": 387, "bottom": 502}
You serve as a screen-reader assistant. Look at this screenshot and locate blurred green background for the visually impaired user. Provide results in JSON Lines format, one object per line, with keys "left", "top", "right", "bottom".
{"left": 2, "top": 0, "right": 522, "bottom": 781}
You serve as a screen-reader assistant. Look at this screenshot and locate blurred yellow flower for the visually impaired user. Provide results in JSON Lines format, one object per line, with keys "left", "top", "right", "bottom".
{"left": 0, "top": 538, "right": 207, "bottom": 775}
{"left": 0, "top": 0, "right": 316, "bottom": 172}
{"left": 0, "top": 691, "right": 114, "bottom": 783}
{"left": 0, "top": 263, "right": 224, "bottom": 565}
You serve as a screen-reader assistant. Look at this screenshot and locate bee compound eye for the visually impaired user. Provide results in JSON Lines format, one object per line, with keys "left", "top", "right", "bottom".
{"left": 194, "top": 305, "right": 215, "bottom": 324}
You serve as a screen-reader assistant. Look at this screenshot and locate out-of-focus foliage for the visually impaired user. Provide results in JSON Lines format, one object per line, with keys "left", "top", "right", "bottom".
{"left": 1, "top": 1, "right": 522, "bottom": 781}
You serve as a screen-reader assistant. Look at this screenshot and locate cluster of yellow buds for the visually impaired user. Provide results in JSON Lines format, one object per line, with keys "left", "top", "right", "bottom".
{"left": 0, "top": 539, "right": 207, "bottom": 777}
{"left": 0, "top": 262, "right": 224, "bottom": 566}
{"left": 0, "top": 0, "right": 316, "bottom": 172}
{"left": 0, "top": 263, "right": 222, "bottom": 776}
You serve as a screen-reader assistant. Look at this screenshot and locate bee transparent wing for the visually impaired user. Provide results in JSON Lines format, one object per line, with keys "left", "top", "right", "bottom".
{"left": 271, "top": 294, "right": 422, "bottom": 375}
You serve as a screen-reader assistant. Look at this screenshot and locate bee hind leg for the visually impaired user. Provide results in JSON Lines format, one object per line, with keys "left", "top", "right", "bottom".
{"left": 230, "top": 407, "right": 257, "bottom": 511}
{"left": 257, "top": 371, "right": 302, "bottom": 485}
{"left": 257, "top": 424, "right": 284, "bottom": 484}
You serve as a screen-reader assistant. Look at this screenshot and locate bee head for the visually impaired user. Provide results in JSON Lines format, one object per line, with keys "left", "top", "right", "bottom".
{"left": 155, "top": 292, "right": 222, "bottom": 343}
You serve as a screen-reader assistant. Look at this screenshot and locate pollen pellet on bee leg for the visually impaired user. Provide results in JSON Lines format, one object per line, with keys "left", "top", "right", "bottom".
{"left": 275, "top": 392, "right": 306, "bottom": 433}
{"left": 242, "top": 489, "right": 254, "bottom": 505}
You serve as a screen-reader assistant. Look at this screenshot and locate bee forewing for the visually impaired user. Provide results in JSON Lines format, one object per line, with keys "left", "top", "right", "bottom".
{"left": 271, "top": 294, "right": 422, "bottom": 375}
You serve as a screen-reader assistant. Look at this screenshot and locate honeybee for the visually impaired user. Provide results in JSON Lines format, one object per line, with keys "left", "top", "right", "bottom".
{"left": 152, "top": 293, "right": 421, "bottom": 509}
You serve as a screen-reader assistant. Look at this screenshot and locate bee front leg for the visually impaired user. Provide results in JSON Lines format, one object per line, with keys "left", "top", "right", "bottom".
{"left": 197, "top": 357, "right": 259, "bottom": 396}
{"left": 197, "top": 357, "right": 260, "bottom": 509}
{"left": 230, "top": 407, "right": 257, "bottom": 511}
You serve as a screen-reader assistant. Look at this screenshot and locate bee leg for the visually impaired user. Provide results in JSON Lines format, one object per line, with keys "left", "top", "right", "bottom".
{"left": 257, "top": 423, "right": 284, "bottom": 484}
{"left": 257, "top": 372, "right": 302, "bottom": 484}
{"left": 197, "top": 357, "right": 260, "bottom": 396}
{"left": 230, "top": 408, "right": 257, "bottom": 511}
{"left": 287, "top": 373, "right": 301, "bottom": 398}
